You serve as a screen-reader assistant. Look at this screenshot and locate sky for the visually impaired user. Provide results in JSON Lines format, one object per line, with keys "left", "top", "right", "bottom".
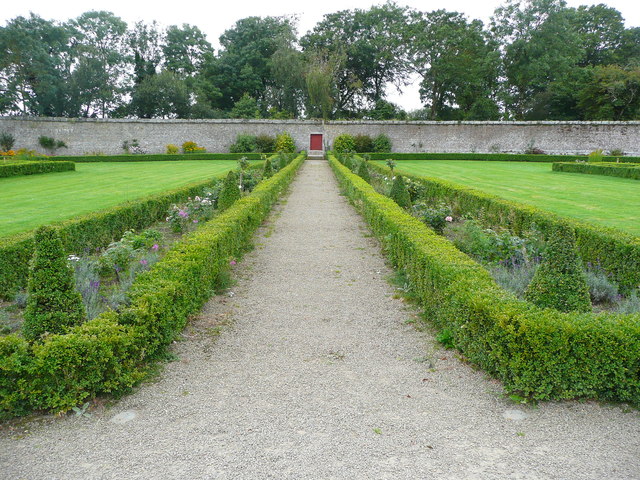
{"left": 1, "top": 0, "right": 638, "bottom": 111}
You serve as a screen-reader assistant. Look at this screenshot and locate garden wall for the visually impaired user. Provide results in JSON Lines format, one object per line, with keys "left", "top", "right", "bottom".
{"left": 1, "top": 117, "right": 640, "bottom": 156}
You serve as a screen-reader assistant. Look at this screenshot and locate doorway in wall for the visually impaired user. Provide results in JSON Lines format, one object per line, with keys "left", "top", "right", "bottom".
{"left": 310, "top": 134, "right": 323, "bottom": 151}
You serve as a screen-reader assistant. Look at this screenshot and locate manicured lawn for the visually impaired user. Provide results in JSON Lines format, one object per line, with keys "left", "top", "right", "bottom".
{"left": 381, "top": 160, "right": 640, "bottom": 235}
{"left": 0, "top": 161, "right": 240, "bottom": 238}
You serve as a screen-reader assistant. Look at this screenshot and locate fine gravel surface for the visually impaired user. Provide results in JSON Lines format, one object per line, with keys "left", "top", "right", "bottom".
{"left": 1, "top": 160, "right": 639, "bottom": 479}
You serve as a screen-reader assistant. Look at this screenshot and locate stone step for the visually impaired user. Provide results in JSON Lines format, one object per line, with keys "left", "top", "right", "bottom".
{"left": 307, "top": 150, "right": 325, "bottom": 160}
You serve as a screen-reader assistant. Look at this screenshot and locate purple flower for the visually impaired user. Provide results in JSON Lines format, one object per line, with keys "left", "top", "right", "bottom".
{"left": 178, "top": 210, "right": 188, "bottom": 218}
{"left": 193, "top": 219, "right": 198, "bottom": 224}
{"left": 90, "top": 280, "right": 101, "bottom": 290}
{"left": 445, "top": 216, "right": 453, "bottom": 222}
{"left": 230, "top": 259, "right": 237, "bottom": 266}
{"left": 140, "top": 259, "right": 148, "bottom": 266}
{"left": 152, "top": 244, "right": 159, "bottom": 251}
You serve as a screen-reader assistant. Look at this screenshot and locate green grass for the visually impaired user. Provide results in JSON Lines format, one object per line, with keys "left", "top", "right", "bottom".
{"left": 0, "top": 161, "right": 241, "bottom": 238}
{"left": 382, "top": 160, "right": 640, "bottom": 235}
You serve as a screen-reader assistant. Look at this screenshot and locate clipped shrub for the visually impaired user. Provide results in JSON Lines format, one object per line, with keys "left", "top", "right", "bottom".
{"left": 356, "top": 160, "right": 371, "bottom": 184}
{"left": 353, "top": 134, "right": 374, "bottom": 153}
{"left": 0, "top": 161, "right": 75, "bottom": 178}
{"left": 524, "top": 226, "right": 591, "bottom": 313}
{"left": 218, "top": 170, "right": 241, "bottom": 211}
{"left": 588, "top": 149, "right": 604, "bottom": 162}
{"left": 553, "top": 162, "right": 640, "bottom": 180}
{"left": 333, "top": 134, "right": 356, "bottom": 153}
{"left": 274, "top": 132, "right": 296, "bottom": 153}
{"left": 372, "top": 134, "right": 392, "bottom": 153}
{"left": 22, "top": 227, "right": 86, "bottom": 342}
{"left": 0, "top": 132, "right": 15, "bottom": 151}
{"left": 255, "top": 134, "right": 276, "bottom": 153}
{"left": 389, "top": 175, "right": 412, "bottom": 209}
{"left": 229, "top": 134, "right": 258, "bottom": 153}
{"left": 262, "top": 158, "right": 273, "bottom": 179}
{"left": 166, "top": 144, "right": 179, "bottom": 154}
{"left": 182, "top": 141, "right": 206, "bottom": 154}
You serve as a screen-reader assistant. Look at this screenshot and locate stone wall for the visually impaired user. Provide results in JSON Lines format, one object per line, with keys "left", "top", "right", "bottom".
{"left": 1, "top": 116, "right": 639, "bottom": 156}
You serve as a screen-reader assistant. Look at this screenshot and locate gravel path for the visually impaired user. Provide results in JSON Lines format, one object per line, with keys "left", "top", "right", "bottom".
{"left": 2, "top": 160, "right": 639, "bottom": 479}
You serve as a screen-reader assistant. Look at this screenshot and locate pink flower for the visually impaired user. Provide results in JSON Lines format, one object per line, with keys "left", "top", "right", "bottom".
{"left": 178, "top": 210, "right": 188, "bottom": 218}
{"left": 193, "top": 219, "right": 198, "bottom": 223}
{"left": 152, "top": 244, "right": 159, "bottom": 251}
{"left": 230, "top": 259, "right": 237, "bottom": 266}
{"left": 140, "top": 259, "right": 148, "bottom": 266}
{"left": 445, "top": 216, "right": 453, "bottom": 222}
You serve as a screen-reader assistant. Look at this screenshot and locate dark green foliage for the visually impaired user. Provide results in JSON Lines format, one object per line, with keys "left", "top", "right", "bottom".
{"left": 524, "top": 227, "right": 591, "bottom": 313}
{"left": 329, "top": 153, "right": 640, "bottom": 406}
{"left": 22, "top": 227, "right": 86, "bottom": 342}
{"left": 0, "top": 154, "right": 305, "bottom": 418}
{"left": 0, "top": 132, "right": 15, "bottom": 151}
{"left": 262, "top": 158, "right": 273, "bottom": 179}
{"left": 372, "top": 134, "right": 392, "bottom": 153}
{"left": 389, "top": 175, "right": 411, "bottom": 209}
{"left": 553, "top": 162, "right": 640, "bottom": 180}
{"left": 364, "top": 153, "right": 640, "bottom": 163}
{"left": 356, "top": 160, "right": 371, "bottom": 183}
{"left": 37, "top": 136, "right": 67, "bottom": 153}
{"left": 0, "top": 161, "right": 75, "bottom": 178}
{"left": 368, "top": 161, "right": 640, "bottom": 292}
{"left": 333, "top": 134, "right": 356, "bottom": 153}
{"left": 229, "top": 134, "right": 258, "bottom": 153}
{"left": 255, "top": 135, "right": 275, "bottom": 153}
{"left": 217, "top": 170, "right": 241, "bottom": 211}
{"left": 353, "top": 134, "right": 373, "bottom": 153}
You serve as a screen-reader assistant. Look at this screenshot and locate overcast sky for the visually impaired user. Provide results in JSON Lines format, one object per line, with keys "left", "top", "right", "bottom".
{"left": 1, "top": 0, "right": 638, "bottom": 111}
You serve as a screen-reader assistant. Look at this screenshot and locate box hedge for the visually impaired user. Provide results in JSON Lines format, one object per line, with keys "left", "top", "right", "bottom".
{"left": 362, "top": 152, "right": 640, "bottom": 163}
{"left": 0, "top": 161, "right": 75, "bottom": 177}
{"left": 329, "top": 153, "right": 640, "bottom": 405}
{"left": 49, "top": 153, "right": 266, "bottom": 163}
{"left": 368, "top": 161, "right": 640, "bottom": 293}
{"left": 0, "top": 153, "right": 305, "bottom": 418}
{"left": 553, "top": 162, "right": 640, "bottom": 180}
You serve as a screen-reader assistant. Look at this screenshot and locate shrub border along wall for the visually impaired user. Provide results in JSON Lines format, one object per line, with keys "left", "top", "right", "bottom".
{"left": 51, "top": 153, "right": 270, "bottom": 162}
{"left": 362, "top": 152, "right": 640, "bottom": 163}
{"left": 553, "top": 162, "right": 640, "bottom": 180}
{"left": 329, "top": 154, "right": 640, "bottom": 405}
{"left": 0, "top": 161, "right": 266, "bottom": 300}
{"left": 0, "top": 153, "right": 305, "bottom": 418}
{"left": 0, "top": 161, "right": 75, "bottom": 177}
{"left": 368, "top": 160, "right": 640, "bottom": 292}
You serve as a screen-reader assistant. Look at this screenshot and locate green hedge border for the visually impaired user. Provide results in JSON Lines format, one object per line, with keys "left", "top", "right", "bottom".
{"left": 0, "top": 161, "right": 75, "bottom": 178}
{"left": 361, "top": 152, "right": 640, "bottom": 163}
{"left": 368, "top": 161, "right": 640, "bottom": 292}
{"left": 50, "top": 153, "right": 271, "bottom": 163}
{"left": 330, "top": 153, "right": 640, "bottom": 405}
{"left": 553, "top": 162, "right": 640, "bottom": 180}
{"left": 0, "top": 153, "right": 305, "bottom": 418}
{"left": 0, "top": 162, "right": 266, "bottom": 300}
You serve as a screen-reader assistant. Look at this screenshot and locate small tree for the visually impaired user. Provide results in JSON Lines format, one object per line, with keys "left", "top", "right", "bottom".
{"left": 0, "top": 132, "right": 15, "bottom": 151}
{"left": 274, "top": 132, "right": 296, "bottom": 153}
{"left": 218, "top": 170, "right": 241, "bottom": 211}
{"left": 386, "top": 158, "right": 396, "bottom": 175}
{"left": 237, "top": 156, "right": 249, "bottom": 190}
{"left": 262, "top": 158, "right": 273, "bottom": 179}
{"left": 22, "top": 226, "right": 86, "bottom": 342}
{"left": 357, "top": 160, "right": 371, "bottom": 183}
{"left": 333, "top": 134, "right": 356, "bottom": 153}
{"left": 524, "top": 225, "right": 591, "bottom": 313}
{"left": 390, "top": 175, "right": 412, "bottom": 209}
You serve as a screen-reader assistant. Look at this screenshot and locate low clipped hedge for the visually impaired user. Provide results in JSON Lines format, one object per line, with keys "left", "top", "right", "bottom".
{"left": 0, "top": 153, "right": 305, "bottom": 418}
{"left": 50, "top": 153, "right": 267, "bottom": 162}
{"left": 329, "top": 153, "right": 640, "bottom": 405}
{"left": 369, "top": 161, "right": 640, "bottom": 292}
{"left": 362, "top": 152, "right": 640, "bottom": 163}
{"left": 0, "top": 161, "right": 75, "bottom": 177}
{"left": 553, "top": 162, "right": 640, "bottom": 180}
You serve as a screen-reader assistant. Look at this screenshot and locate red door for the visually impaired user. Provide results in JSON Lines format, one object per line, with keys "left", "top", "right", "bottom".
{"left": 310, "top": 134, "right": 323, "bottom": 150}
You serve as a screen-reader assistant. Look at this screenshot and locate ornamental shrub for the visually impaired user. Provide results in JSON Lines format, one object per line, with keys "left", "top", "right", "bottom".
{"left": 255, "top": 134, "right": 276, "bottom": 153}
{"left": 262, "top": 158, "right": 273, "bottom": 179}
{"left": 333, "top": 134, "right": 356, "bottom": 153}
{"left": 356, "top": 160, "right": 371, "bottom": 184}
{"left": 22, "top": 226, "right": 86, "bottom": 342}
{"left": 274, "top": 132, "right": 296, "bottom": 153}
{"left": 524, "top": 226, "right": 591, "bottom": 313}
{"left": 182, "top": 141, "right": 206, "bottom": 154}
{"left": 166, "top": 144, "right": 179, "bottom": 154}
{"left": 0, "top": 132, "right": 15, "bottom": 151}
{"left": 372, "top": 134, "right": 392, "bottom": 153}
{"left": 38, "top": 136, "right": 67, "bottom": 154}
{"left": 389, "top": 175, "right": 412, "bottom": 210}
{"left": 353, "top": 134, "right": 374, "bottom": 153}
{"left": 229, "top": 134, "right": 258, "bottom": 153}
{"left": 218, "top": 170, "right": 241, "bottom": 211}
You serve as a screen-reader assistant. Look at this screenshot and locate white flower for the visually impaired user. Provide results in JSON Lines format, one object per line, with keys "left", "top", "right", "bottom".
{"left": 67, "top": 254, "right": 80, "bottom": 262}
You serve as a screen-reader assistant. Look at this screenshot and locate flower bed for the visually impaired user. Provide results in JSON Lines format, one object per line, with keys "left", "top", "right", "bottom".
{"left": 0, "top": 161, "right": 75, "bottom": 178}
{"left": 329, "top": 153, "right": 640, "bottom": 405}
{"left": 553, "top": 162, "right": 640, "bottom": 180}
{"left": 0, "top": 153, "right": 304, "bottom": 418}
